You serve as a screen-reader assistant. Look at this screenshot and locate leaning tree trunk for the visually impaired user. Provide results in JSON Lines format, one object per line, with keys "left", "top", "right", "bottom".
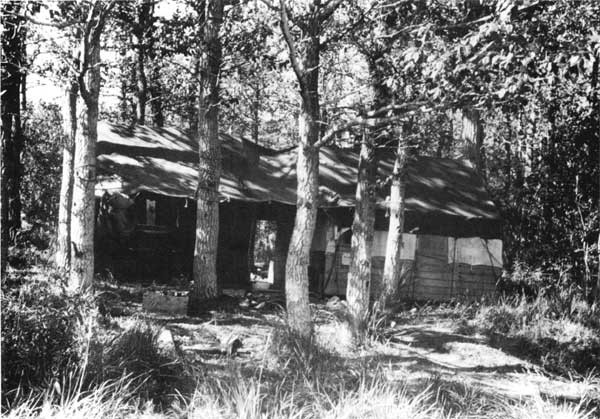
{"left": 1, "top": 1, "right": 25, "bottom": 275}
{"left": 381, "top": 128, "right": 409, "bottom": 307}
{"left": 346, "top": 129, "right": 377, "bottom": 342}
{"left": 56, "top": 82, "right": 78, "bottom": 269}
{"left": 70, "top": 39, "right": 102, "bottom": 290}
{"left": 189, "top": 0, "right": 224, "bottom": 313}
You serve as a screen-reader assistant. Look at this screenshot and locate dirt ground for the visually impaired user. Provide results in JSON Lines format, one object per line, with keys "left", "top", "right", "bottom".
{"left": 104, "top": 283, "right": 600, "bottom": 407}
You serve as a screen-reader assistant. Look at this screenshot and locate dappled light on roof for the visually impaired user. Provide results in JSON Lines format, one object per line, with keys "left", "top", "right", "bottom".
{"left": 96, "top": 121, "right": 502, "bottom": 238}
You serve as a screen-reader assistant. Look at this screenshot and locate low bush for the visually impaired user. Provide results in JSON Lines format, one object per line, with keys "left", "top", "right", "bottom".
{"left": 269, "top": 327, "right": 332, "bottom": 380}
{"left": 1, "top": 273, "right": 95, "bottom": 406}
{"left": 469, "top": 294, "right": 600, "bottom": 376}
{"left": 85, "top": 320, "right": 190, "bottom": 408}
{"left": 6, "top": 221, "right": 55, "bottom": 270}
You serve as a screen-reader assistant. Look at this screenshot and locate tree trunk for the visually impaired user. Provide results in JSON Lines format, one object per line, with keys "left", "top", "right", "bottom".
{"left": 70, "top": 35, "right": 102, "bottom": 290}
{"left": 279, "top": 0, "right": 341, "bottom": 337}
{"left": 284, "top": 29, "right": 321, "bottom": 337}
{"left": 189, "top": 0, "right": 224, "bottom": 313}
{"left": 150, "top": 66, "right": 164, "bottom": 127}
{"left": 56, "top": 82, "right": 78, "bottom": 269}
{"left": 274, "top": 205, "right": 294, "bottom": 290}
{"left": 252, "top": 85, "right": 260, "bottom": 144}
{"left": 595, "top": 231, "right": 600, "bottom": 305}
{"left": 285, "top": 137, "right": 318, "bottom": 338}
{"left": 188, "top": 58, "right": 201, "bottom": 132}
{"left": 461, "top": 108, "right": 485, "bottom": 176}
{"left": 381, "top": 128, "right": 409, "bottom": 307}
{"left": 346, "top": 129, "right": 377, "bottom": 342}
{"left": 135, "top": 44, "right": 147, "bottom": 124}
{"left": 133, "top": 0, "right": 153, "bottom": 125}
{"left": 1, "top": 2, "right": 25, "bottom": 275}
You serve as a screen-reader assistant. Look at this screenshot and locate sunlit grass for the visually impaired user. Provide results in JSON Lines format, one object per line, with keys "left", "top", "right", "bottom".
{"left": 6, "top": 370, "right": 596, "bottom": 419}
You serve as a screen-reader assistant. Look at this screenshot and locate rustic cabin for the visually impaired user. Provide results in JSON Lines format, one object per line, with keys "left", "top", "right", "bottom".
{"left": 95, "top": 121, "right": 502, "bottom": 301}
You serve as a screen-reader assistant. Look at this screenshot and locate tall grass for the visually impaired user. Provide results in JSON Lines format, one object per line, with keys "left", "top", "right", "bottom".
{"left": 3, "top": 375, "right": 143, "bottom": 419}
{"left": 464, "top": 294, "right": 600, "bottom": 376}
{"left": 5, "top": 335, "right": 597, "bottom": 419}
{"left": 9, "top": 370, "right": 591, "bottom": 419}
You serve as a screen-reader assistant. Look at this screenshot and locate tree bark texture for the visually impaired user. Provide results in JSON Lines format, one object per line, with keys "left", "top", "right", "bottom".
{"left": 381, "top": 129, "right": 409, "bottom": 307}
{"left": 461, "top": 108, "right": 485, "bottom": 176}
{"left": 150, "top": 66, "right": 164, "bottom": 127}
{"left": 133, "top": 0, "right": 153, "bottom": 125}
{"left": 56, "top": 82, "right": 78, "bottom": 269}
{"left": 285, "top": 138, "right": 319, "bottom": 338}
{"left": 70, "top": 5, "right": 108, "bottom": 290}
{"left": 346, "top": 130, "right": 377, "bottom": 342}
{"left": 274, "top": 206, "right": 294, "bottom": 290}
{"left": 1, "top": 1, "right": 25, "bottom": 274}
{"left": 189, "top": 0, "right": 224, "bottom": 313}
{"left": 282, "top": 9, "right": 322, "bottom": 337}
{"left": 135, "top": 45, "right": 147, "bottom": 124}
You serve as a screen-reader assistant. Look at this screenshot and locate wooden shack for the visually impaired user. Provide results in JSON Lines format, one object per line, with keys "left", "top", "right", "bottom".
{"left": 95, "top": 121, "right": 502, "bottom": 300}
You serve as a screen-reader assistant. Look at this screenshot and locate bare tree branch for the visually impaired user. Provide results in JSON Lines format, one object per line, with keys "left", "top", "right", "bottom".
{"left": 318, "top": 0, "right": 343, "bottom": 23}
{"left": 279, "top": 0, "right": 305, "bottom": 88}
{"left": 78, "top": 0, "right": 115, "bottom": 106}
{"left": 315, "top": 99, "right": 468, "bottom": 147}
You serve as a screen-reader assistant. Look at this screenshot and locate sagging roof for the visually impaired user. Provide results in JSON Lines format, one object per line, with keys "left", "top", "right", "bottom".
{"left": 96, "top": 121, "right": 503, "bottom": 239}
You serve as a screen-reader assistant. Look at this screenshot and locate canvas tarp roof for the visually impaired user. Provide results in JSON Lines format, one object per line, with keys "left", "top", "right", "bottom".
{"left": 96, "top": 121, "right": 502, "bottom": 239}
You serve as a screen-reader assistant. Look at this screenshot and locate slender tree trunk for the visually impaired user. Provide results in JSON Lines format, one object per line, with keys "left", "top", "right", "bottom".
{"left": 70, "top": 31, "right": 103, "bottom": 290}
{"left": 595, "top": 231, "right": 600, "bottom": 305}
{"left": 135, "top": 44, "right": 147, "bottom": 124}
{"left": 56, "top": 82, "right": 78, "bottom": 269}
{"left": 274, "top": 206, "right": 294, "bottom": 290}
{"left": 189, "top": 0, "right": 224, "bottom": 313}
{"left": 133, "top": 0, "right": 153, "bottom": 125}
{"left": 381, "top": 127, "right": 408, "bottom": 307}
{"left": 119, "top": 75, "right": 129, "bottom": 122}
{"left": 1, "top": 2, "right": 25, "bottom": 275}
{"left": 462, "top": 108, "right": 485, "bottom": 176}
{"left": 590, "top": 51, "right": 600, "bottom": 305}
{"left": 252, "top": 85, "right": 260, "bottom": 144}
{"left": 150, "top": 66, "right": 164, "bottom": 127}
{"left": 189, "top": 58, "right": 201, "bottom": 132}
{"left": 346, "top": 129, "right": 376, "bottom": 342}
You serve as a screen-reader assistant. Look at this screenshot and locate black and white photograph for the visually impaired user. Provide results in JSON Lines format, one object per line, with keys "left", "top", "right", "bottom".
{"left": 1, "top": 0, "right": 599, "bottom": 417}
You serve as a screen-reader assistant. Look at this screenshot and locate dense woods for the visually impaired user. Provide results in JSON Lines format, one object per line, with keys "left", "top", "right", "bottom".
{"left": 1, "top": 0, "right": 599, "bottom": 417}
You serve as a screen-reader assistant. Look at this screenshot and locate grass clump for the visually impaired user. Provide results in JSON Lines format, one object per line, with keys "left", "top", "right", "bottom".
{"left": 468, "top": 294, "right": 600, "bottom": 376}
{"left": 268, "top": 326, "right": 348, "bottom": 385}
{"left": 85, "top": 320, "right": 191, "bottom": 408}
{"left": 1, "top": 272, "right": 95, "bottom": 407}
{"left": 2, "top": 375, "right": 147, "bottom": 419}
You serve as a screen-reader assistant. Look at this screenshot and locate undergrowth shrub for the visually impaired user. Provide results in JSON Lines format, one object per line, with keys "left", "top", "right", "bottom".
{"left": 473, "top": 297, "right": 527, "bottom": 334}
{"left": 470, "top": 292, "right": 600, "bottom": 376}
{"left": 1, "top": 273, "right": 95, "bottom": 406}
{"left": 6, "top": 221, "right": 55, "bottom": 270}
{"left": 269, "top": 327, "right": 346, "bottom": 385}
{"left": 85, "top": 321, "right": 190, "bottom": 408}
